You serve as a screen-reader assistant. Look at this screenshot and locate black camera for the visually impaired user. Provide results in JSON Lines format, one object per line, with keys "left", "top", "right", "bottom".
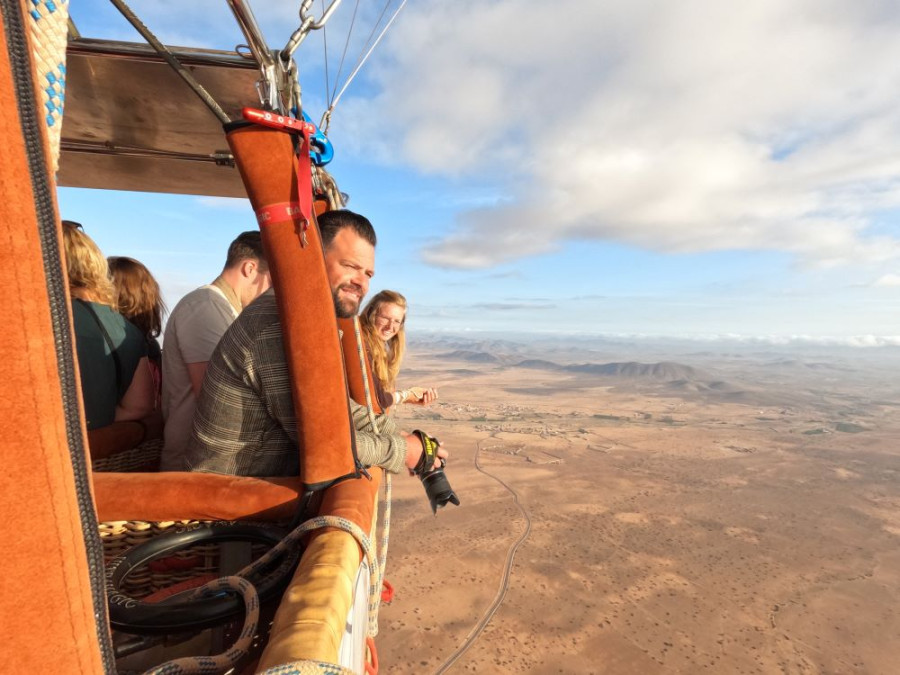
{"left": 412, "top": 430, "right": 460, "bottom": 514}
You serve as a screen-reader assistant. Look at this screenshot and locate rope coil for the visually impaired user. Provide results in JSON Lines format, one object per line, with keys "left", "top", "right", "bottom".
{"left": 142, "top": 515, "right": 379, "bottom": 675}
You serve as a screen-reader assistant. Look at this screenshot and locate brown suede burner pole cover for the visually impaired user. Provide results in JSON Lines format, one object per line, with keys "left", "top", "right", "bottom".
{"left": 338, "top": 316, "right": 384, "bottom": 414}
{"left": 225, "top": 122, "right": 357, "bottom": 489}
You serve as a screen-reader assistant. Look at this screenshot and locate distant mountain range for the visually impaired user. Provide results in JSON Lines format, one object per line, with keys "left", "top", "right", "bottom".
{"left": 760, "top": 359, "right": 851, "bottom": 371}
{"left": 436, "top": 350, "right": 503, "bottom": 364}
{"left": 556, "top": 361, "right": 707, "bottom": 380}
{"left": 437, "top": 351, "right": 710, "bottom": 382}
{"left": 411, "top": 333, "right": 895, "bottom": 408}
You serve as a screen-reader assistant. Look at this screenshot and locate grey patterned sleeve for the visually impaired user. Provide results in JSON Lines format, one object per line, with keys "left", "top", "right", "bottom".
{"left": 350, "top": 401, "right": 409, "bottom": 474}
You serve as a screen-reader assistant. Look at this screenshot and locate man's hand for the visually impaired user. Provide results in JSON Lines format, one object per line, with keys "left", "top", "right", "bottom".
{"left": 402, "top": 431, "right": 448, "bottom": 472}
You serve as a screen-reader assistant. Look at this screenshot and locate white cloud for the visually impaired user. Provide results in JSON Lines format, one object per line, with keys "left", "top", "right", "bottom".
{"left": 706, "top": 334, "right": 900, "bottom": 348}
{"left": 873, "top": 273, "right": 900, "bottom": 287}
{"left": 339, "top": 0, "right": 900, "bottom": 269}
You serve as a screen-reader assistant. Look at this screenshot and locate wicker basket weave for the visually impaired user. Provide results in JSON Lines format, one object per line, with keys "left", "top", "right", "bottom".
{"left": 92, "top": 438, "right": 164, "bottom": 473}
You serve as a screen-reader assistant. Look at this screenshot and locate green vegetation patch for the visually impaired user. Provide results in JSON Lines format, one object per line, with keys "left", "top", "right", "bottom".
{"left": 592, "top": 414, "right": 622, "bottom": 421}
{"left": 802, "top": 428, "right": 826, "bottom": 435}
{"left": 469, "top": 416, "right": 487, "bottom": 422}
{"left": 835, "top": 422, "right": 866, "bottom": 433}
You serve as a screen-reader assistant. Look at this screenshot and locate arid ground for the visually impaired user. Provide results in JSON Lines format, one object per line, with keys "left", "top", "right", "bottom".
{"left": 374, "top": 336, "right": 900, "bottom": 674}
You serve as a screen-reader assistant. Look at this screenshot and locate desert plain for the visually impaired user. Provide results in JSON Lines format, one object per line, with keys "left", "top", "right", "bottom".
{"left": 374, "top": 335, "right": 900, "bottom": 674}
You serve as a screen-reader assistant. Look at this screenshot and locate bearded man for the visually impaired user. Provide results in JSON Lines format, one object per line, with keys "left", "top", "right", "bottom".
{"left": 183, "top": 210, "right": 446, "bottom": 477}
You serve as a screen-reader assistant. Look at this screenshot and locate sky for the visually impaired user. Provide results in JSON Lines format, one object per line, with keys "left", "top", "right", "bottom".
{"left": 58, "top": 0, "right": 900, "bottom": 344}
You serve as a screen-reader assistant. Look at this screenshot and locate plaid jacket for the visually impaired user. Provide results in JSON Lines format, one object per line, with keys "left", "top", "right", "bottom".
{"left": 183, "top": 291, "right": 408, "bottom": 476}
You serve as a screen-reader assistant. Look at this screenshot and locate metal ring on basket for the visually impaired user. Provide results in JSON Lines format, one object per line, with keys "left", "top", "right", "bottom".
{"left": 106, "top": 521, "right": 301, "bottom": 634}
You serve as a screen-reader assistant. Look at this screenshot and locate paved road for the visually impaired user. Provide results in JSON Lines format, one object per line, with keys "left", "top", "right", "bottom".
{"left": 433, "top": 436, "right": 533, "bottom": 674}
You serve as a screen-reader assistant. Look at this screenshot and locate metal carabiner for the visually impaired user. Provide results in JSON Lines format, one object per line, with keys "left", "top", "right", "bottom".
{"left": 302, "top": 111, "right": 334, "bottom": 166}
{"left": 281, "top": 0, "right": 343, "bottom": 62}
{"left": 300, "top": 0, "right": 342, "bottom": 30}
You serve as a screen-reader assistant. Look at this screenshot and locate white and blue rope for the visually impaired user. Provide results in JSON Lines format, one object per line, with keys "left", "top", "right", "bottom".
{"left": 27, "top": 0, "right": 69, "bottom": 172}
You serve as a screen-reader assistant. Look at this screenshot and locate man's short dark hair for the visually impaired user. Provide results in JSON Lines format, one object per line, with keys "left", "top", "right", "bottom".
{"left": 225, "top": 231, "right": 267, "bottom": 270}
{"left": 318, "top": 210, "right": 377, "bottom": 250}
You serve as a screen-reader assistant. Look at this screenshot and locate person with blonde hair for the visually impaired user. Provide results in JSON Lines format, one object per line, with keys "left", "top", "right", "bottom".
{"left": 108, "top": 256, "right": 167, "bottom": 405}
{"left": 360, "top": 289, "right": 437, "bottom": 408}
{"left": 62, "top": 222, "right": 155, "bottom": 432}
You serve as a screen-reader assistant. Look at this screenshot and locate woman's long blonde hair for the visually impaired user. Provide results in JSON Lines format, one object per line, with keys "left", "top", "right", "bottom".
{"left": 108, "top": 256, "right": 167, "bottom": 338}
{"left": 62, "top": 222, "right": 116, "bottom": 306}
{"left": 361, "top": 290, "right": 408, "bottom": 390}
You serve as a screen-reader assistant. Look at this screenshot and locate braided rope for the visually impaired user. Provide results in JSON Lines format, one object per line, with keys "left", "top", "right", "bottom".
{"left": 350, "top": 315, "right": 394, "bottom": 635}
{"left": 258, "top": 661, "right": 356, "bottom": 675}
{"left": 289, "top": 515, "right": 379, "bottom": 635}
{"left": 143, "top": 576, "right": 258, "bottom": 675}
{"left": 313, "top": 165, "right": 345, "bottom": 209}
{"left": 26, "top": 0, "right": 69, "bottom": 173}
{"left": 376, "top": 472, "right": 392, "bottom": 613}
{"left": 141, "top": 515, "right": 377, "bottom": 674}
{"left": 351, "top": 315, "right": 379, "bottom": 433}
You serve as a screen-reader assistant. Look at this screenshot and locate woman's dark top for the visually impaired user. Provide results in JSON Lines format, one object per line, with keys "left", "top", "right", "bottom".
{"left": 72, "top": 300, "right": 147, "bottom": 430}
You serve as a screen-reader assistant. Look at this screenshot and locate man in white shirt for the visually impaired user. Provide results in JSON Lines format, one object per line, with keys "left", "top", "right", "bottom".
{"left": 160, "top": 231, "right": 271, "bottom": 470}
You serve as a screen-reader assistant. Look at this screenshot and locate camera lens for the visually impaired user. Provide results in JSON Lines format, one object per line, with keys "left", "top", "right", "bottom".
{"left": 420, "top": 468, "right": 460, "bottom": 514}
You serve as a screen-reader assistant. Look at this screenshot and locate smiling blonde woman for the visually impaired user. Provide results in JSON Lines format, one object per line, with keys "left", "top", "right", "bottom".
{"left": 360, "top": 289, "right": 438, "bottom": 408}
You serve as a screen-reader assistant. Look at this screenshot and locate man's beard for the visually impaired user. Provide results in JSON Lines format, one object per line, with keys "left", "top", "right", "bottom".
{"left": 333, "top": 286, "right": 360, "bottom": 318}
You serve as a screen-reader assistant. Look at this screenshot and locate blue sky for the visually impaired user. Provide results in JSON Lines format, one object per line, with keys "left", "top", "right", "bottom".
{"left": 58, "top": 0, "right": 900, "bottom": 342}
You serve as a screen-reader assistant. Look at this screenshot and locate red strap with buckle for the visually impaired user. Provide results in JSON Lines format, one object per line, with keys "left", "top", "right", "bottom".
{"left": 243, "top": 108, "right": 315, "bottom": 247}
